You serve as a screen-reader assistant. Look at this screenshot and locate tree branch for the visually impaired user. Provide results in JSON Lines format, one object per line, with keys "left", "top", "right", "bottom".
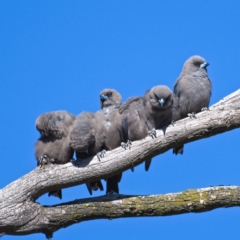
{"left": 0, "top": 89, "right": 240, "bottom": 237}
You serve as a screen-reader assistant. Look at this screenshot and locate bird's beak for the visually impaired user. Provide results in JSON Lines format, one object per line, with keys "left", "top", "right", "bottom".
{"left": 100, "top": 95, "right": 108, "bottom": 101}
{"left": 200, "top": 62, "right": 210, "bottom": 68}
{"left": 158, "top": 98, "right": 165, "bottom": 106}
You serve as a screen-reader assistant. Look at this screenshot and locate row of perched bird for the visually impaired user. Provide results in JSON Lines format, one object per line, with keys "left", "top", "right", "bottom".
{"left": 35, "top": 55, "right": 212, "bottom": 200}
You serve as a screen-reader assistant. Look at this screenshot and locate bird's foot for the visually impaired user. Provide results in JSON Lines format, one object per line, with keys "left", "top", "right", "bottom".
{"left": 97, "top": 150, "right": 106, "bottom": 161}
{"left": 38, "top": 155, "right": 49, "bottom": 167}
{"left": 201, "top": 107, "right": 210, "bottom": 111}
{"left": 187, "top": 112, "right": 196, "bottom": 119}
{"left": 121, "top": 140, "right": 132, "bottom": 150}
{"left": 148, "top": 128, "right": 157, "bottom": 138}
{"left": 38, "top": 155, "right": 55, "bottom": 167}
{"left": 171, "top": 120, "right": 175, "bottom": 126}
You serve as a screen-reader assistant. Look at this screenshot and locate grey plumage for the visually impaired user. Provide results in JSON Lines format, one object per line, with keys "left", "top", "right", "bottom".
{"left": 173, "top": 55, "right": 212, "bottom": 154}
{"left": 69, "top": 111, "right": 96, "bottom": 155}
{"left": 171, "top": 94, "right": 183, "bottom": 154}
{"left": 174, "top": 55, "right": 211, "bottom": 118}
{"left": 70, "top": 111, "right": 104, "bottom": 195}
{"left": 70, "top": 89, "right": 123, "bottom": 195}
{"left": 120, "top": 96, "right": 147, "bottom": 142}
{"left": 35, "top": 111, "right": 75, "bottom": 199}
{"left": 120, "top": 85, "right": 180, "bottom": 171}
{"left": 100, "top": 89, "right": 123, "bottom": 195}
{"left": 144, "top": 85, "right": 177, "bottom": 129}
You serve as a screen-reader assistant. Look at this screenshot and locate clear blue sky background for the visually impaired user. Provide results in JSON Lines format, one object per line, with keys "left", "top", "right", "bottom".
{"left": 1, "top": 1, "right": 240, "bottom": 239}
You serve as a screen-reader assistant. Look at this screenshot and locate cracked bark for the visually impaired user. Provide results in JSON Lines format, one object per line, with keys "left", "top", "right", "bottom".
{"left": 0, "top": 89, "right": 240, "bottom": 238}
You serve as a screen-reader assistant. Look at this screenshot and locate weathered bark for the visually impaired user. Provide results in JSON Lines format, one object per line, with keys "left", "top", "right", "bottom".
{"left": 0, "top": 89, "right": 240, "bottom": 238}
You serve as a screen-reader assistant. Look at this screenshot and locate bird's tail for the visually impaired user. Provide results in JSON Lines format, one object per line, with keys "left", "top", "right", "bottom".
{"left": 86, "top": 180, "right": 104, "bottom": 195}
{"left": 144, "top": 158, "right": 152, "bottom": 172}
{"left": 48, "top": 189, "right": 62, "bottom": 200}
{"left": 173, "top": 145, "right": 184, "bottom": 155}
{"left": 106, "top": 173, "right": 122, "bottom": 194}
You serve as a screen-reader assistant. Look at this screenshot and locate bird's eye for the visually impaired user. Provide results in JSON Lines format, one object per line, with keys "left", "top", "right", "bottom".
{"left": 194, "top": 62, "right": 198, "bottom": 66}
{"left": 107, "top": 92, "right": 112, "bottom": 97}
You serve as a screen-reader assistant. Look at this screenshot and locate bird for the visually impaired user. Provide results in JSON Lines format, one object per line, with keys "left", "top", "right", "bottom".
{"left": 99, "top": 89, "right": 123, "bottom": 195}
{"left": 173, "top": 55, "right": 212, "bottom": 154}
{"left": 120, "top": 85, "right": 180, "bottom": 171}
{"left": 70, "top": 111, "right": 104, "bottom": 195}
{"left": 70, "top": 89, "right": 123, "bottom": 195}
{"left": 35, "top": 110, "right": 75, "bottom": 199}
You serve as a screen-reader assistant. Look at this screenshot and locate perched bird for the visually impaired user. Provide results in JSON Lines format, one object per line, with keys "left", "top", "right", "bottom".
{"left": 173, "top": 55, "right": 212, "bottom": 154}
{"left": 70, "top": 89, "right": 123, "bottom": 195}
{"left": 70, "top": 111, "right": 104, "bottom": 195}
{"left": 174, "top": 55, "right": 211, "bottom": 117}
{"left": 120, "top": 85, "right": 181, "bottom": 171}
{"left": 35, "top": 111, "right": 75, "bottom": 199}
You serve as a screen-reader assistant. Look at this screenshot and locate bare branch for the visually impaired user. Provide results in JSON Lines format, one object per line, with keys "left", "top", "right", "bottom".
{"left": 3, "top": 186, "right": 240, "bottom": 237}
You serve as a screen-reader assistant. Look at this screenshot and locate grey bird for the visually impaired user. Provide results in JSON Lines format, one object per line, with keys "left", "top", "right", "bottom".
{"left": 120, "top": 85, "right": 180, "bottom": 171}
{"left": 70, "top": 111, "right": 104, "bottom": 195}
{"left": 35, "top": 110, "right": 75, "bottom": 199}
{"left": 100, "top": 89, "right": 123, "bottom": 195}
{"left": 173, "top": 55, "right": 212, "bottom": 154}
{"left": 70, "top": 89, "right": 123, "bottom": 195}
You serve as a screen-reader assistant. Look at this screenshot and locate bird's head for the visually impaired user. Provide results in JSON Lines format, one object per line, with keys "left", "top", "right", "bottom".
{"left": 99, "top": 89, "right": 122, "bottom": 109}
{"left": 35, "top": 111, "right": 75, "bottom": 138}
{"left": 182, "top": 55, "right": 209, "bottom": 74}
{"left": 149, "top": 85, "right": 173, "bottom": 110}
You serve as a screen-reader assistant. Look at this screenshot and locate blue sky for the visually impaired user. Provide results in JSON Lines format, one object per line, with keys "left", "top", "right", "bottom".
{"left": 1, "top": 1, "right": 240, "bottom": 239}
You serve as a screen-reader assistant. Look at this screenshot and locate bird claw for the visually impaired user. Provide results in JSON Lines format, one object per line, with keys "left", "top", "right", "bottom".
{"left": 97, "top": 150, "right": 106, "bottom": 161}
{"left": 38, "top": 155, "right": 54, "bottom": 167}
{"left": 201, "top": 107, "right": 209, "bottom": 111}
{"left": 121, "top": 142, "right": 126, "bottom": 149}
{"left": 148, "top": 128, "right": 157, "bottom": 138}
{"left": 121, "top": 140, "right": 132, "bottom": 150}
{"left": 187, "top": 112, "right": 196, "bottom": 119}
{"left": 171, "top": 120, "right": 175, "bottom": 126}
